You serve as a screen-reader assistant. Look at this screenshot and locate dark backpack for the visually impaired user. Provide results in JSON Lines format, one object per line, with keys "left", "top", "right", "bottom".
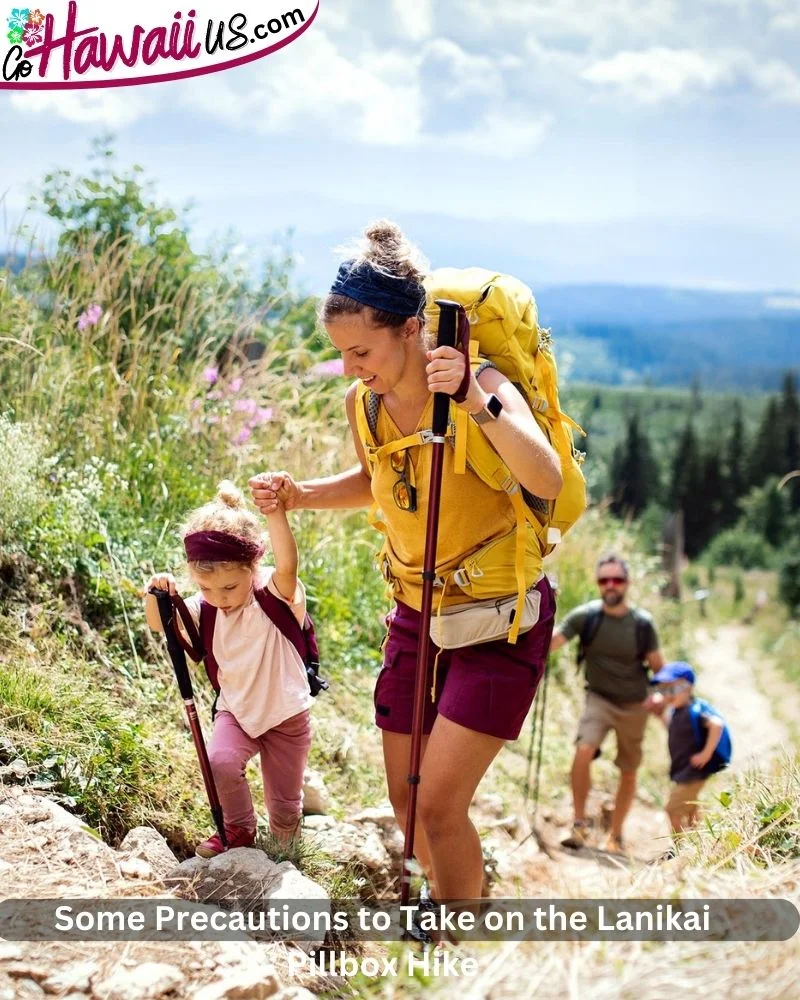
{"left": 576, "top": 605, "right": 652, "bottom": 669}
{"left": 172, "top": 588, "right": 329, "bottom": 707}
{"left": 689, "top": 698, "right": 732, "bottom": 774}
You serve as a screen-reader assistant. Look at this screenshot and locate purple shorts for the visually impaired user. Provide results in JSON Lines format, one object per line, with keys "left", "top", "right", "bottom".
{"left": 374, "top": 576, "right": 556, "bottom": 741}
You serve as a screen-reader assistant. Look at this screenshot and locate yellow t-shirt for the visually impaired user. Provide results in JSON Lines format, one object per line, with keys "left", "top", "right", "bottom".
{"left": 371, "top": 396, "right": 517, "bottom": 610}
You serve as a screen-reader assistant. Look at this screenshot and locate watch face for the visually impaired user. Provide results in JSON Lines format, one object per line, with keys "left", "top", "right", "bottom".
{"left": 486, "top": 394, "right": 503, "bottom": 418}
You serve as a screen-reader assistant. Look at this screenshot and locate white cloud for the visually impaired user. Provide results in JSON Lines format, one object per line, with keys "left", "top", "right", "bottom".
{"left": 420, "top": 38, "right": 507, "bottom": 101}
{"left": 391, "top": 0, "right": 434, "bottom": 41}
{"left": 451, "top": 0, "right": 676, "bottom": 47}
{"left": 182, "top": 31, "right": 423, "bottom": 146}
{"left": 582, "top": 46, "right": 800, "bottom": 104}
{"left": 443, "top": 111, "right": 553, "bottom": 158}
{"left": 582, "top": 47, "right": 726, "bottom": 101}
{"left": 9, "top": 88, "right": 159, "bottom": 127}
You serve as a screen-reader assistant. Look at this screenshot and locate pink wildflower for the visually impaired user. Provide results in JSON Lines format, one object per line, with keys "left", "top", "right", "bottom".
{"left": 229, "top": 376, "right": 243, "bottom": 393}
{"left": 310, "top": 358, "right": 344, "bottom": 377}
{"left": 77, "top": 302, "right": 102, "bottom": 331}
{"left": 203, "top": 366, "right": 219, "bottom": 385}
{"left": 252, "top": 406, "right": 274, "bottom": 426}
{"left": 233, "top": 398, "right": 258, "bottom": 415}
{"left": 233, "top": 427, "right": 252, "bottom": 445}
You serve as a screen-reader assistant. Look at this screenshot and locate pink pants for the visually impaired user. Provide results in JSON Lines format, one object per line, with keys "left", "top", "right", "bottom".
{"left": 207, "top": 709, "right": 312, "bottom": 841}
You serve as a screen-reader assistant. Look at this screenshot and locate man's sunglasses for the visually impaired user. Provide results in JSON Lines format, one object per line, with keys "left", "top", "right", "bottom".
{"left": 597, "top": 576, "right": 627, "bottom": 587}
{"left": 390, "top": 448, "right": 417, "bottom": 513}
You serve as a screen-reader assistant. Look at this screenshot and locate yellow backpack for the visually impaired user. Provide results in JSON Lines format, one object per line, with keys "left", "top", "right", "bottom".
{"left": 354, "top": 267, "right": 587, "bottom": 642}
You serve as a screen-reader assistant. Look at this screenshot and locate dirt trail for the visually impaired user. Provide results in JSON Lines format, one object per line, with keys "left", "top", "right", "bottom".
{"left": 693, "top": 624, "right": 795, "bottom": 771}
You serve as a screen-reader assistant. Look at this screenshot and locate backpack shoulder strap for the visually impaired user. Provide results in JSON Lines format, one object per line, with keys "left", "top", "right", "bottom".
{"left": 632, "top": 608, "right": 653, "bottom": 665}
{"left": 198, "top": 600, "right": 220, "bottom": 693}
{"left": 577, "top": 606, "right": 604, "bottom": 666}
{"left": 688, "top": 698, "right": 706, "bottom": 748}
{"left": 252, "top": 586, "right": 308, "bottom": 664}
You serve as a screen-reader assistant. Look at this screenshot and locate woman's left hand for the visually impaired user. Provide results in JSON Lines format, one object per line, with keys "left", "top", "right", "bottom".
{"left": 425, "top": 346, "right": 466, "bottom": 395}
{"left": 426, "top": 347, "right": 484, "bottom": 413}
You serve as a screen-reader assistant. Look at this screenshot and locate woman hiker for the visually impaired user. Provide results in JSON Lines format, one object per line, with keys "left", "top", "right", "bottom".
{"left": 250, "top": 220, "right": 562, "bottom": 903}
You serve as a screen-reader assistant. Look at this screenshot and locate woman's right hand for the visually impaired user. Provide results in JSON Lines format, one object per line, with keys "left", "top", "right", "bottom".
{"left": 249, "top": 471, "right": 303, "bottom": 514}
{"left": 146, "top": 573, "right": 177, "bottom": 596}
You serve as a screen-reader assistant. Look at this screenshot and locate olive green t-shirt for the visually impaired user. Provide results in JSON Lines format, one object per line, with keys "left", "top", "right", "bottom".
{"left": 558, "top": 599, "right": 659, "bottom": 704}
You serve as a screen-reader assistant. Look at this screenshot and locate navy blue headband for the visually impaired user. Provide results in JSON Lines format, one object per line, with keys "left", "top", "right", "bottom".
{"left": 329, "top": 260, "right": 426, "bottom": 318}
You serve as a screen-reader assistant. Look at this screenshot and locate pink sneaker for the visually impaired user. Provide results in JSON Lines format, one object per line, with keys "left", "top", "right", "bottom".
{"left": 195, "top": 825, "right": 256, "bottom": 858}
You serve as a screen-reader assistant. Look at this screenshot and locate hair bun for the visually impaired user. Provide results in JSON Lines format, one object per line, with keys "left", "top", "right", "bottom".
{"left": 364, "top": 220, "right": 404, "bottom": 250}
{"left": 354, "top": 218, "right": 428, "bottom": 281}
{"left": 216, "top": 480, "right": 245, "bottom": 509}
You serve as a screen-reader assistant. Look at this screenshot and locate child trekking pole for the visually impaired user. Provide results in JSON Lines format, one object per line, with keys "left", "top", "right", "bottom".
{"left": 400, "top": 299, "right": 460, "bottom": 908}
{"left": 150, "top": 588, "right": 227, "bottom": 849}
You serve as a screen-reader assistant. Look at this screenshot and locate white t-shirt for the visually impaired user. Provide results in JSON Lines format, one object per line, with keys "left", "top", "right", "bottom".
{"left": 182, "top": 567, "right": 313, "bottom": 739}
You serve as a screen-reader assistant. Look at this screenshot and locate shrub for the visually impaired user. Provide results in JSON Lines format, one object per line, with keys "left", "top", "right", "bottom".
{"left": 778, "top": 546, "right": 800, "bottom": 617}
{"left": 705, "top": 527, "right": 775, "bottom": 570}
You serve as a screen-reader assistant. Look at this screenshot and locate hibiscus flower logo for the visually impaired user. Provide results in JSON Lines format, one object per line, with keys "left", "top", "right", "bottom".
{"left": 6, "top": 7, "right": 30, "bottom": 32}
{"left": 23, "top": 18, "right": 41, "bottom": 44}
{"left": 6, "top": 24, "right": 23, "bottom": 43}
{"left": 27, "top": 7, "right": 44, "bottom": 25}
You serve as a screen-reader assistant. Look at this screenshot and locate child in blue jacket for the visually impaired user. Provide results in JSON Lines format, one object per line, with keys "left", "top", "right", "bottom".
{"left": 650, "top": 662, "right": 732, "bottom": 836}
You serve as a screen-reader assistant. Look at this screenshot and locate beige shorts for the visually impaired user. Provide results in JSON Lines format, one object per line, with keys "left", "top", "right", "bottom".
{"left": 576, "top": 690, "right": 649, "bottom": 771}
{"left": 666, "top": 779, "right": 706, "bottom": 817}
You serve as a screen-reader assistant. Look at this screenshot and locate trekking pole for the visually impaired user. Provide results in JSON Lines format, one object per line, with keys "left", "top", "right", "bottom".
{"left": 400, "top": 299, "right": 459, "bottom": 908}
{"left": 150, "top": 588, "right": 227, "bottom": 848}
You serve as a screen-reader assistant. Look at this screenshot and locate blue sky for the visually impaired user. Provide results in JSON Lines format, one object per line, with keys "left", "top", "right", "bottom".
{"left": 2, "top": 0, "right": 800, "bottom": 291}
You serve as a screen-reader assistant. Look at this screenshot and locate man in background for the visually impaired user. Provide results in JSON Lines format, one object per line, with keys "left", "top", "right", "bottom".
{"left": 549, "top": 554, "right": 665, "bottom": 853}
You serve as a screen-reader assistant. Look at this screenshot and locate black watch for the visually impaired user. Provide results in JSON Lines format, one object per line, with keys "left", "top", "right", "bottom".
{"left": 471, "top": 394, "right": 503, "bottom": 425}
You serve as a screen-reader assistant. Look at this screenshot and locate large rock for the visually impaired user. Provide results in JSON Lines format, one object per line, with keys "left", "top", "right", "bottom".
{"left": 191, "top": 967, "right": 280, "bottom": 1000}
{"left": 304, "top": 818, "right": 394, "bottom": 896}
{"left": 301, "top": 769, "right": 330, "bottom": 815}
{"left": 42, "top": 961, "right": 96, "bottom": 994}
{"left": 119, "top": 827, "right": 179, "bottom": 880}
{"left": 165, "top": 849, "right": 330, "bottom": 952}
{"left": 91, "top": 962, "right": 183, "bottom": 1000}
{"left": 349, "top": 806, "right": 404, "bottom": 866}
{"left": 0, "top": 793, "right": 118, "bottom": 875}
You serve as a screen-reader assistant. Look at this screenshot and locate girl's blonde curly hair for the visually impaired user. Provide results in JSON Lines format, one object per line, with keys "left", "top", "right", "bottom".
{"left": 182, "top": 480, "right": 265, "bottom": 573}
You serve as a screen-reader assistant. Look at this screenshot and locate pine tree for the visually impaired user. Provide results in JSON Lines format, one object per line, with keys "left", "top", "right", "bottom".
{"left": 670, "top": 422, "right": 706, "bottom": 557}
{"left": 748, "top": 397, "right": 783, "bottom": 487}
{"left": 609, "top": 413, "right": 658, "bottom": 517}
{"left": 780, "top": 371, "right": 800, "bottom": 510}
{"left": 721, "top": 400, "right": 747, "bottom": 527}
{"left": 700, "top": 450, "right": 725, "bottom": 550}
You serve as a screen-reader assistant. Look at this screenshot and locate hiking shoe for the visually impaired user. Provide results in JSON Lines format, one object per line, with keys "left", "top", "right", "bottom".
{"left": 603, "top": 833, "right": 626, "bottom": 855}
{"left": 651, "top": 845, "right": 677, "bottom": 864}
{"left": 561, "top": 821, "right": 590, "bottom": 849}
{"left": 195, "top": 825, "right": 256, "bottom": 858}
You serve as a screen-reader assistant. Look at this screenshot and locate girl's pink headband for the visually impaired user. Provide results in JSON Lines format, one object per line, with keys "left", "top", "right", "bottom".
{"left": 183, "top": 530, "right": 265, "bottom": 564}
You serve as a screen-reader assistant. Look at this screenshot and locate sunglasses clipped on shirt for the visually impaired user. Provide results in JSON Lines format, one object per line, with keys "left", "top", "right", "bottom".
{"left": 597, "top": 576, "right": 627, "bottom": 587}
{"left": 390, "top": 447, "right": 417, "bottom": 513}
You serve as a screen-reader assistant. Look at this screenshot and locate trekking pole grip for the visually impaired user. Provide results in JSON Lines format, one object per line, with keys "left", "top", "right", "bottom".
{"left": 433, "top": 298, "right": 459, "bottom": 435}
{"left": 151, "top": 588, "right": 195, "bottom": 701}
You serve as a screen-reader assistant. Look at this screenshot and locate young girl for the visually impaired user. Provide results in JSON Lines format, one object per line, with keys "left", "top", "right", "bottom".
{"left": 145, "top": 480, "right": 312, "bottom": 857}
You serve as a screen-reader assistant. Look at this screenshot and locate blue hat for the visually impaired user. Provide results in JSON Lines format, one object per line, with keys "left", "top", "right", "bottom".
{"left": 650, "top": 661, "right": 695, "bottom": 686}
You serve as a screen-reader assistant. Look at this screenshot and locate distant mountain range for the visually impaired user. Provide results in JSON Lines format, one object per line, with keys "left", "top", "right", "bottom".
{"left": 535, "top": 285, "right": 800, "bottom": 389}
